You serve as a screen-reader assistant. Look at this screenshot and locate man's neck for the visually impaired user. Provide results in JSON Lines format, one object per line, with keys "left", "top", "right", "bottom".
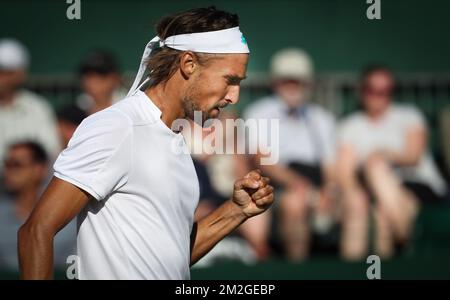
{"left": 145, "top": 79, "right": 185, "bottom": 129}
{"left": 367, "top": 104, "right": 390, "bottom": 121}
{"left": 0, "top": 90, "right": 16, "bottom": 106}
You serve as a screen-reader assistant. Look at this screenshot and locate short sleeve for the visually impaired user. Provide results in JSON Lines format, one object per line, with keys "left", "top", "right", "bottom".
{"left": 53, "top": 109, "right": 133, "bottom": 200}
{"left": 402, "top": 106, "right": 426, "bottom": 130}
{"left": 337, "top": 115, "right": 360, "bottom": 147}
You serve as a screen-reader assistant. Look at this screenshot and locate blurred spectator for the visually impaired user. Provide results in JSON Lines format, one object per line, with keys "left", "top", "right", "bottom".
{"left": 192, "top": 156, "right": 258, "bottom": 267}
{"left": 56, "top": 104, "right": 86, "bottom": 148}
{"left": 183, "top": 119, "right": 230, "bottom": 222}
{"left": 76, "top": 49, "right": 126, "bottom": 115}
{"left": 337, "top": 65, "right": 447, "bottom": 261}
{"left": 0, "top": 141, "right": 76, "bottom": 271}
{"left": 0, "top": 38, "right": 60, "bottom": 169}
{"left": 244, "top": 48, "right": 338, "bottom": 261}
{"left": 192, "top": 158, "right": 227, "bottom": 221}
{"left": 440, "top": 107, "right": 450, "bottom": 182}
{"left": 204, "top": 109, "right": 273, "bottom": 260}
{"left": 182, "top": 113, "right": 267, "bottom": 261}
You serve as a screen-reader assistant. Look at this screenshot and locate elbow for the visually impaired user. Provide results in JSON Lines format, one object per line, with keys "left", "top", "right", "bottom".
{"left": 409, "top": 153, "right": 422, "bottom": 166}
{"left": 18, "top": 222, "right": 33, "bottom": 248}
{"left": 401, "top": 152, "right": 422, "bottom": 167}
{"left": 18, "top": 219, "right": 53, "bottom": 252}
{"left": 18, "top": 219, "right": 55, "bottom": 280}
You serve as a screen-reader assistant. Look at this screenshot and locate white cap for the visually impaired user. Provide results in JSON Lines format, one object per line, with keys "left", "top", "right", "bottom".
{"left": 0, "top": 38, "right": 30, "bottom": 70}
{"left": 270, "top": 48, "right": 314, "bottom": 82}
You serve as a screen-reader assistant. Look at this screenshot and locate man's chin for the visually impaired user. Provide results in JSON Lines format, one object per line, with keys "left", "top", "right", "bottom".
{"left": 188, "top": 108, "right": 220, "bottom": 127}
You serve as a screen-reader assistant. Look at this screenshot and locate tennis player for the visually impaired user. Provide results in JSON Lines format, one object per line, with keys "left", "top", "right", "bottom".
{"left": 18, "top": 7, "right": 274, "bottom": 279}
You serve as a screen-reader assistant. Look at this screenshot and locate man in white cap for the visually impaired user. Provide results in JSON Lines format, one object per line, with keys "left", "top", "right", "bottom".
{"left": 244, "top": 48, "right": 337, "bottom": 261}
{"left": 18, "top": 7, "right": 274, "bottom": 280}
{"left": 0, "top": 39, "right": 60, "bottom": 167}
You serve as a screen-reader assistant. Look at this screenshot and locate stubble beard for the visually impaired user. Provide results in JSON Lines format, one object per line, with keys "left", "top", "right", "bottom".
{"left": 182, "top": 84, "right": 216, "bottom": 126}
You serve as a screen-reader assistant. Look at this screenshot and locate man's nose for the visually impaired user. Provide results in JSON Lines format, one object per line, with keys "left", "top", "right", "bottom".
{"left": 225, "top": 85, "right": 240, "bottom": 105}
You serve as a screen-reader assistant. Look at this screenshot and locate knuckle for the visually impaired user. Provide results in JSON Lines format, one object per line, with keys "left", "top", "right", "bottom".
{"left": 234, "top": 181, "right": 241, "bottom": 189}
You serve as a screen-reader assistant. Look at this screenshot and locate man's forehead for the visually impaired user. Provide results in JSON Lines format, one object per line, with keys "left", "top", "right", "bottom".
{"left": 222, "top": 53, "right": 249, "bottom": 61}
{"left": 215, "top": 53, "right": 248, "bottom": 72}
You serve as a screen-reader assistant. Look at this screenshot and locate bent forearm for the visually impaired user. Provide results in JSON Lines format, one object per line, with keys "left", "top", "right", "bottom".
{"left": 386, "top": 128, "right": 426, "bottom": 167}
{"left": 18, "top": 223, "right": 54, "bottom": 279}
{"left": 190, "top": 200, "right": 248, "bottom": 265}
{"left": 385, "top": 150, "right": 421, "bottom": 167}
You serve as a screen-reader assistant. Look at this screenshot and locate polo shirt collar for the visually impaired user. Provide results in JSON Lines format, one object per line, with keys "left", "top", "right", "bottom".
{"left": 276, "top": 96, "right": 308, "bottom": 119}
{"left": 135, "top": 90, "right": 162, "bottom": 122}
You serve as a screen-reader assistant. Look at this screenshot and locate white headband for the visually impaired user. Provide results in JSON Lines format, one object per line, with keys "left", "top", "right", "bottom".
{"left": 127, "top": 26, "right": 250, "bottom": 96}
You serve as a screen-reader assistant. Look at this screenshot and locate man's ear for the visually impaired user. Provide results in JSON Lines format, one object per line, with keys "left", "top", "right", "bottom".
{"left": 179, "top": 51, "right": 197, "bottom": 79}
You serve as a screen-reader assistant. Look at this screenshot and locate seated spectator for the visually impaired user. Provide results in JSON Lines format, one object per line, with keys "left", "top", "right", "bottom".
{"left": 184, "top": 114, "right": 268, "bottom": 261}
{"left": 337, "top": 65, "right": 447, "bottom": 261}
{"left": 0, "top": 142, "right": 76, "bottom": 271}
{"left": 76, "top": 49, "right": 126, "bottom": 115}
{"left": 56, "top": 104, "right": 86, "bottom": 148}
{"left": 200, "top": 109, "right": 273, "bottom": 260}
{"left": 439, "top": 106, "right": 450, "bottom": 184}
{"left": 244, "top": 48, "right": 338, "bottom": 261}
{"left": 0, "top": 38, "right": 60, "bottom": 170}
{"left": 192, "top": 158, "right": 227, "bottom": 221}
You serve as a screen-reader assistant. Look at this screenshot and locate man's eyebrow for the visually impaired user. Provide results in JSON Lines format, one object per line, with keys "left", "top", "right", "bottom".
{"left": 224, "top": 74, "right": 247, "bottom": 83}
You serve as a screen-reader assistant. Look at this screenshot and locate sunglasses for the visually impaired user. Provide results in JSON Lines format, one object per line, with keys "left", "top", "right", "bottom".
{"left": 362, "top": 85, "right": 393, "bottom": 98}
{"left": 3, "top": 159, "right": 34, "bottom": 170}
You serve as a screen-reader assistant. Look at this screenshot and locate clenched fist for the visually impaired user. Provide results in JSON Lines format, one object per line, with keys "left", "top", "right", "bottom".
{"left": 232, "top": 169, "right": 274, "bottom": 218}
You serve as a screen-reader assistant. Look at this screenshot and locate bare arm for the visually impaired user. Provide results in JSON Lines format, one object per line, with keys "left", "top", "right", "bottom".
{"left": 337, "top": 144, "right": 360, "bottom": 190}
{"left": 383, "top": 127, "right": 427, "bottom": 166}
{"left": 18, "top": 177, "right": 90, "bottom": 279}
{"left": 190, "top": 170, "right": 274, "bottom": 265}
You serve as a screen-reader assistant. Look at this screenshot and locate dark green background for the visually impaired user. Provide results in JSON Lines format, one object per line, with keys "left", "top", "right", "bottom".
{"left": 1, "top": 0, "right": 450, "bottom": 75}
{"left": 1, "top": 1, "right": 450, "bottom": 280}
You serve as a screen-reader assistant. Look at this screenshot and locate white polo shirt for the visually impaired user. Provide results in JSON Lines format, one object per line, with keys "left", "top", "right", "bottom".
{"left": 53, "top": 90, "right": 199, "bottom": 280}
